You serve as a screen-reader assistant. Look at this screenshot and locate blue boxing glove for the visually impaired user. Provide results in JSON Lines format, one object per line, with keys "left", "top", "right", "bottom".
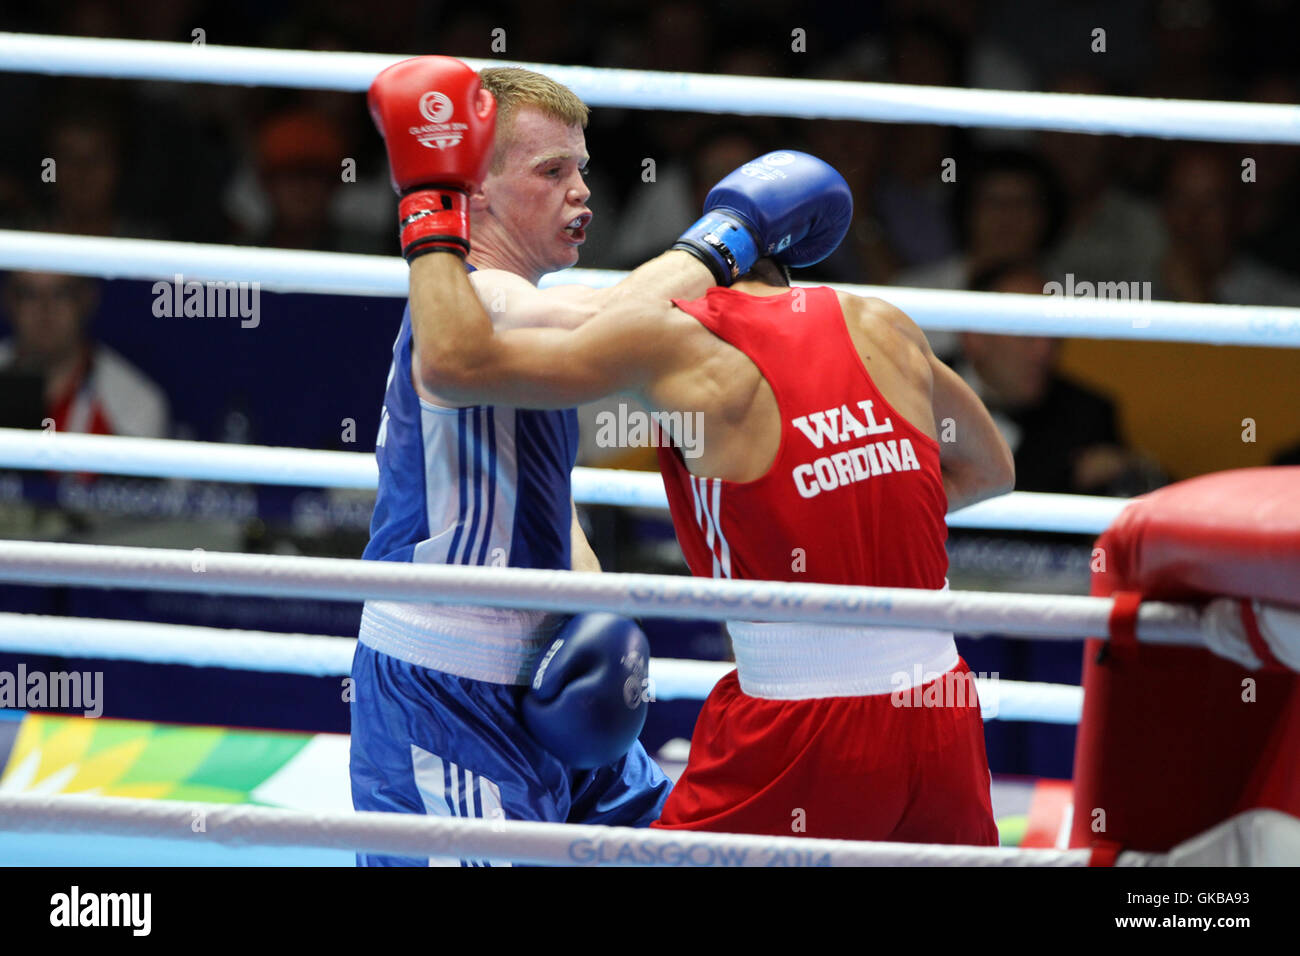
{"left": 521, "top": 614, "right": 650, "bottom": 769}
{"left": 673, "top": 150, "right": 853, "bottom": 286}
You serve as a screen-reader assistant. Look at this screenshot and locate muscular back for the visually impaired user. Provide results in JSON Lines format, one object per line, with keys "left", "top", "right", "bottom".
{"left": 644, "top": 284, "right": 938, "bottom": 484}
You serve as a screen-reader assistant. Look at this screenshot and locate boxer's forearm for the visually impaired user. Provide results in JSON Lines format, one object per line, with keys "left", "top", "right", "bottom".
{"left": 600, "top": 250, "right": 714, "bottom": 314}
{"left": 547, "top": 249, "right": 713, "bottom": 327}
{"left": 943, "top": 460, "right": 1015, "bottom": 513}
{"left": 491, "top": 250, "right": 713, "bottom": 333}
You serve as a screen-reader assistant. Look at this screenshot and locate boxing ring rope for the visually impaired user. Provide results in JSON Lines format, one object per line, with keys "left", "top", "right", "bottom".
{"left": 5, "top": 231, "right": 1300, "bottom": 348}
{"left": 0, "top": 428, "right": 1127, "bottom": 534}
{"left": 0, "top": 612, "right": 1084, "bottom": 723}
{"left": 0, "top": 793, "right": 1102, "bottom": 866}
{"left": 0, "top": 540, "right": 1204, "bottom": 641}
{"left": 2, "top": 31, "right": 1299, "bottom": 143}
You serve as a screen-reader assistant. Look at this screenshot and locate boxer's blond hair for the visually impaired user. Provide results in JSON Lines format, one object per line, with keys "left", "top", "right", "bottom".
{"left": 479, "top": 67, "right": 589, "bottom": 172}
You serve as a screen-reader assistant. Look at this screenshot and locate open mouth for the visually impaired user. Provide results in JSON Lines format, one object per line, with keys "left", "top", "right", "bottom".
{"left": 562, "top": 212, "right": 592, "bottom": 244}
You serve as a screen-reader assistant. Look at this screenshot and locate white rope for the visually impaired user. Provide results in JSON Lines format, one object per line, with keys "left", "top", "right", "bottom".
{"left": 0, "top": 230, "right": 406, "bottom": 297}
{"left": 0, "top": 540, "right": 1204, "bottom": 642}
{"left": 0, "top": 612, "right": 1084, "bottom": 721}
{"left": 0, "top": 793, "right": 1093, "bottom": 866}
{"left": 0, "top": 428, "right": 380, "bottom": 487}
{"left": 974, "top": 679, "right": 1083, "bottom": 724}
{"left": 1, "top": 31, "right": 1298, "bottom": 143}
{"left": 4, "top": 231, "right": 1298, "bottom": 347}
{"left": 0, "top": 612, "right": 355, "bottom": 678}
{"left": 949, "top": 491, "right": 1127, "bottom": 534}
{"left": 0, "top": 428, "right": 1128, "bottom": 533}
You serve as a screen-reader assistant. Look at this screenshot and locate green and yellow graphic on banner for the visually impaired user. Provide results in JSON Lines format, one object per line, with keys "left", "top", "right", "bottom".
{"left": 0, "top": 713, "right": 346, "bottom": 808}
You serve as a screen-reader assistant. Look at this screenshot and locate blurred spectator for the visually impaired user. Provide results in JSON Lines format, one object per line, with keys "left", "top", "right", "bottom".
{"left": 0, "top": 271, "right": 169, "bottom": 438}
{"left": 864, "top": 17, "right": 967, "bottom": 276}
{"left": 1155, "top": 146, "right": 1300, "bottom": 306}
{"left": 956, "top": 262, "right": 1165, "bottom": 496}
{"left": 890, "top": 12, "right": 967, "bottom": 87}
{"left": 1139, "top": 0, "right": 1229, "bottom": 102}
{"left": 644, "top": 1, "right": 713, "bottom": 74}
{"left": 224, "top": 107, "right": 392, "bottom": 254}
{"left": 869, "top": 122, "right": 960, "bottom": 278}
{"left": 607, "top": 125, "right": 761, "bottom": 269}
{"left": 56, "top": 0, "right": 127, "bottom": 37}
{"left": 1239, "top": 74, "right": 1300, "bottom": 280}
{"left": 980, "top": 0, "right": 1151, "bottom": 91}
{"left": 898, "top": 148, "right": 1065, "bottom": 291}
{"left": 803, "top": 119, "right": 895, "bottom": 284}
{"left": 0, "top": 168, "right": 31, "bottom": 232}
{"left": 43, "top": 110, "right": 161, "bottom": 238}
{"left": 252, "top": 110, "right": 350, "bottom": 252}
{"left": 1039, "top": 73, "right": 1165, "bottom": 286}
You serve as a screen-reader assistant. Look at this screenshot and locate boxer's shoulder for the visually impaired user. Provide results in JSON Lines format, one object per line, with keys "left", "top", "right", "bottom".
{"left": 836, "top": 291, "right": 935, "bottom": 395}
{"left": 467, "top": 267, "right": 533, "bottom": 301}
{"left": 837, "top": 290, "right": 906, "bottom": 325}
{"left": 837, "top": 291, "right": 929, "bottom": 354}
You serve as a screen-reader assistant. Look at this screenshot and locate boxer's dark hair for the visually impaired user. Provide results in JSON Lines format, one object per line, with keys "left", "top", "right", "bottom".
{"left": 738, "top": 257, "right": 791, "bottom": 287}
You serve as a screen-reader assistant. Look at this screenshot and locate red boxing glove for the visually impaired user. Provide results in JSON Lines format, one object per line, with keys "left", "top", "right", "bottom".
{"left": 368, "top": 56, "right": 497, "bottom": 261}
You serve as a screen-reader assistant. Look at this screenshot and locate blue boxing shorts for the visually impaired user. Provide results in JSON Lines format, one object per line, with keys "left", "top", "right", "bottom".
{"left": 349, "top": 639, "right": 671, "bottom": 867}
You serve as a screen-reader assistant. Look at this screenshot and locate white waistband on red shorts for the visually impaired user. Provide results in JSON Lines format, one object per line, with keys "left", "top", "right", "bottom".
{"left": 727, "top": 619, "right": 959, "bottom": 700}
{"left": 357, "top": 600, "right": 565, "bottom": 685}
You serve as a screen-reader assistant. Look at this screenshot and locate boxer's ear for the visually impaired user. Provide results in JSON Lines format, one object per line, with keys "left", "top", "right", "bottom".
{"left": 469, "top": 180, "right": 490, "bottom": 211}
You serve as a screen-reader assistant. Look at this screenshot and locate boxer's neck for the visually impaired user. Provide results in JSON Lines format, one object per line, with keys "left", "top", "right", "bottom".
{"left": 730, "top": 279, "right": 793, "bottom": 297}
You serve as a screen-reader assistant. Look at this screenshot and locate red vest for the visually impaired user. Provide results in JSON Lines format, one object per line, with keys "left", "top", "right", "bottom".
{"left": 657, "top": 286, "right": 948, "bottom": 588}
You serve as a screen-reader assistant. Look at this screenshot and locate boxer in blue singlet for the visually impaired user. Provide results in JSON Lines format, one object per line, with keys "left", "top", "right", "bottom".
{"left": 350, "top": 65, "right": 692, "bottom": 866}
{"left": 359, "top": 57, "right": 861, "bottom": 865}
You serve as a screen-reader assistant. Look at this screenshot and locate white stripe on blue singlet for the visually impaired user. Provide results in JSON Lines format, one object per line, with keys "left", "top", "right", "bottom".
{"left": 443, "top": 406, "right": 505, "bottom": 565}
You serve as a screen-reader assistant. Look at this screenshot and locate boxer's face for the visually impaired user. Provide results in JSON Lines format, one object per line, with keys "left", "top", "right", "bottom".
{"left": 476, "top": 107, "right": 591, "bottom": 280}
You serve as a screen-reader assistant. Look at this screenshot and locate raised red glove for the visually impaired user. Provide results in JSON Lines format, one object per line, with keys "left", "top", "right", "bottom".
{"left": 368, "top": 56, "right": 497, "bottom": 260}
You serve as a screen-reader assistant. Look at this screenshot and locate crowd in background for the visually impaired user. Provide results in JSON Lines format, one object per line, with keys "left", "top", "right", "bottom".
{"left": 2, "top": 0, "right": 1300, "bottom": 498}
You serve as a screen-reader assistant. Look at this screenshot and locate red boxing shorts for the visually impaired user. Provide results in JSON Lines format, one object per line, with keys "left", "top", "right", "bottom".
{"left": 653, "top": 658, "right": 998, "bottom": 845}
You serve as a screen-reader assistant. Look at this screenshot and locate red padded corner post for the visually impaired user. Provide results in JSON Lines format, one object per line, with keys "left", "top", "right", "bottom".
{"left": 1070, "top": 468, "right": 1300, "bottom": 853}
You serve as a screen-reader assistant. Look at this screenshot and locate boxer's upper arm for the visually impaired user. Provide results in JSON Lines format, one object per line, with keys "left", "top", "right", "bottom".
{"left": 922, "top": 351, "right": 1016, "bottom": 507}
{"left": 422, "top": 296, "right": 678, "bottom": 409}
{"left": 468, "top": 269, "right": 609, "bottom": 331}
{"left": 868, "top": 298, "right": 1015, "bottom": 508}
